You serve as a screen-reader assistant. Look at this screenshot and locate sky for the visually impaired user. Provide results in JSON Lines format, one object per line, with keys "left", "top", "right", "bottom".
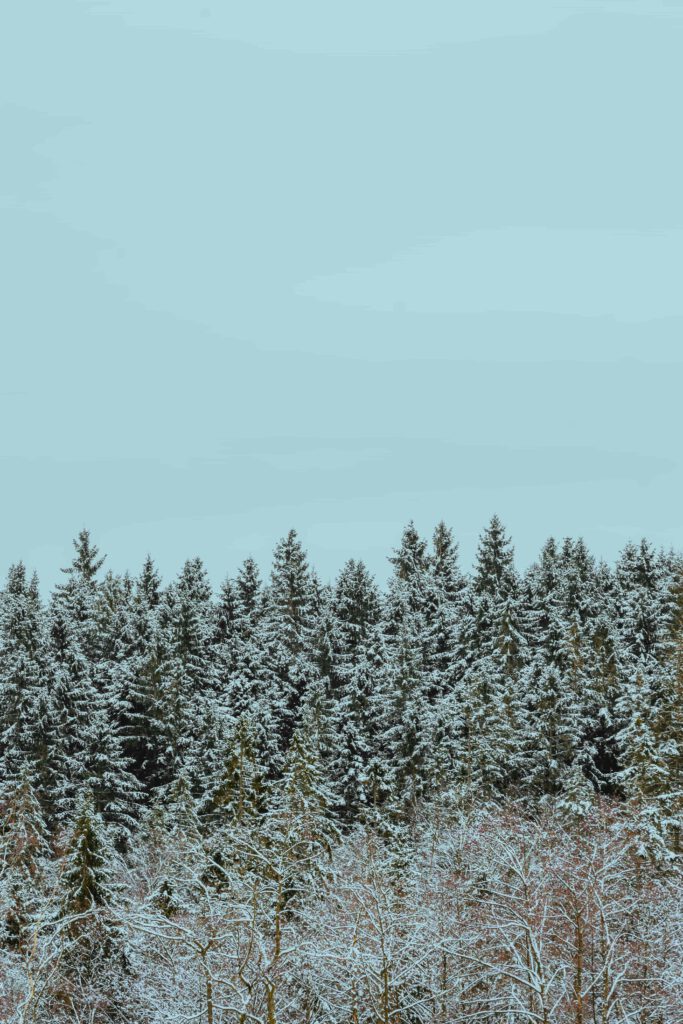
{"left": 2, "top": 0, "right": 683, "bottom": 591}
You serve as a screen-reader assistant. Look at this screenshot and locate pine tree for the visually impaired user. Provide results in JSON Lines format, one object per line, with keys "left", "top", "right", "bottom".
{"left": 109, "top": 556, "right": 165, "bottom": 796}
{"left": 424, "top": 521, "right": 466, "bottom": 698}
{"left": 139, "top": 771, "right": 205, "bottom": 921}
{"left": 269, "top": 530, "right": 317, "bottom": 652}
{"left": 202, "top": 713, "right": 266, "bottom": 829}
{"left": 455, "top": 517, "right": 527, "bottom": 799}
{"left": 617, "top": 672, "right": 675, "bottom": 861}
{"left": 459, "top": 515, "right": 522, "bottom": 676}
{"left": 614, "top": 541, "right": 678, "bottom": 833}
{"left": 0, "top": 564, "right": 52, "bottom": 792}
{"left": 256, "top": 530, "right": 319, "bottom": 752}
{"left": 266, "top": 706, "right": 339, "bottom": 904}
{"left": 385, "top": 522, "right": 432, "bottom": 658}
{"left": 147, "top": 558, "right": 217, "bottom": 792}
{"left": 47, "top": 588, "right": 140, "bottom": 840}
{"left": 332, "top": 559, "right": 382, "bottom": 660}
{"left": 0, "top": 765, "right": 49, "bottom": 948}
{"left": 472, "top": 515, "right": 517, "bottom": 600}
{"left": 522, "top": 540, "right": 589, "bottom": 798}
{"left": 58, "top": 791, "right": 120, "bottom": 957}
{"left": 137, "top": 553, "right": 162, "bottom": 607}
{"left": 616, "top": 540, "right": 675, "bottom": 671}
{"left": 655, "top": 554, "right": 683, "bottom": 851}
{"left": 329, "top": 623, "right": 393, "bottom": 820}
{"left": 56, "top": 528, "right": 106, "bottom": 664}
{"left": 212, "top": 575, "right": 240, "bottom": 695}
{"left": 556, "top": 758, "right": 596, "bottom": 822}
{"left": 235, "top": 556, "right": 264, "bottom": 632}
{"left": 381, "top": 614, "right": 435, "bottom": 819}
{"left": 61, "top": 529, "right": 106, "bottom": 584}
{"left": 161, "top": 767, "right": 203, "bottom": 847}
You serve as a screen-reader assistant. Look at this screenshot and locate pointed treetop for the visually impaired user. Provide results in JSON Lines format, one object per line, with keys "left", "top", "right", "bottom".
{"left": 4, "top": 562, "right": 27, "bottom": 596}
{"left": 271, "top": 529, "right": 309, "bottom": 575}
{"left": 62, "top": 529, "right": 106, "bottom": 583}
{"left": 270, "top": 529, "right": 315, "bottom": 622}
{"left": 236, "top": 556, "right": 262, "bottom": 616}
{"left": 432, "top": 521, "right": 457, "bottom": 565}
{"left": 334, "top": 559, "right": 381, "bottom": 630}
{"left": 431, "top": 521, "right": 464, "bottom": 599}
{"left": 389, "top": 521, "right": 429, "bottom": 581}
{"left": 176, "top": 557, "right": 212, "bottom": 603}
{"left": 137, "top": 554, "right": 161, "bottom": 606}
{"left": 27, "top": 571, "right": 41, "bottom": 601}
{"left": 473, "top": 515, "right": 516, "bottom": 597}
{"left": 540, "top": 537, "right": 559, "bottom": 566}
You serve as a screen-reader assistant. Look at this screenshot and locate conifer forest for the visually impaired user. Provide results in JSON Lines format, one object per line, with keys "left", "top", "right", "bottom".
{"left": 1, "top": 519, "right": 683, "bottom": 1023}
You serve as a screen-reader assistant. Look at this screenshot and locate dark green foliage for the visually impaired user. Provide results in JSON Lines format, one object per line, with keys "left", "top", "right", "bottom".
{"left": 1, "top": 519, "right": 683, "bottom": 924}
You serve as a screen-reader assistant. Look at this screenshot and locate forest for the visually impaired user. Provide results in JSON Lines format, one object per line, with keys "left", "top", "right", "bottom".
{"left": 1, "top": 518, "right": 682, "bottom": 1022}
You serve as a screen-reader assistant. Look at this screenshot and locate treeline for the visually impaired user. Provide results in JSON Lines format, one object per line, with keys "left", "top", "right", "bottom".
{"left": 1, "top": 519, "right": 683, "bottom": 1021}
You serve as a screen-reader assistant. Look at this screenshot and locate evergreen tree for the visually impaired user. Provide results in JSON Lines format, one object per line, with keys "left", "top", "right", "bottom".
{"left": 269, "top": 530, "right": 317, "bottom": 651}
{"left": 382, "top": 614, "right": 435, "bottom": 819}
{"left": 0, "top": 765, "right": 49, "bottom": 948}
{"left": 116, "top": 556, "right": 164, "bottom": 790}
{"left": 58, "top": 791, "right": 121, "bottom": 959}
{"left": 332, "top": 559, "right": 382, "bottom": 659}
{"left": 2, "top": 514, "right": 683, "bottom": 1003}
{"left": 61, "top": 528, "right": 106, "bottom": 584}
{"left": 614, "top": 541, "right": 678, "bottom": 832}
{"left": 617, "top": 672, "right": 675, "bottom": 861}
{"left": 0, "top": 564, "right": 52, "bottom": 792}
{"left": 616, "top": 539, "right": 675, "bottom": 671}
{"left": 385, "top": 522, "right": 432, "bottom": 658}
{"left": 55, "top": 528, "right": 106, "bottom": 664}
{"left": 455, "top": 517, "right": 527, "bottom": 799}
{"left": 266, "top": 706, "right": 339, "bottom": 904}
{"left": 522, "top": 540, "right": 589, "bottom": 798}
{"left": 47, "top": 588, "right": 140, "bottom": 840}
{"left": 424, "top": 521, "right": 466, "bottom": 698}
{"left": 235, "top": 556, "right": 264, "bottom": 632}
{"left": 202, "top": 713, "right": 266, "bottom": 829}
{"left": 256, "top": 530, "right": 319, "bottom": 751}
{"left": 147, "top": 558, "right": 216, "bottom": 792}
{"left": 330, "top": 623, "right": 393, "bottom": 820}
{"left": 472, "top": 514, "right": 517, "bottom": 601}
{"left": 212, "top": 575, "right": 240, "bottom": 695}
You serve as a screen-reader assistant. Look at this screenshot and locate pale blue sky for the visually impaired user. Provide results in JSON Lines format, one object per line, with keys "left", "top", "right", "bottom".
{"left": 2, "top": 0, "right": 683, "bottom": 589}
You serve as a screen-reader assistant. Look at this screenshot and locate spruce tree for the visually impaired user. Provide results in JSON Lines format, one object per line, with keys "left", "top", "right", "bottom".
{"left": 58, "top": 791, "right": 120, "bottom": 959}
{"left": 617, "top": 672, "right": 675, "bottom": 861}
{"left": 0, "top": 764, "right": 49, "bottom": 948}
{"left": 522, "top": 539, "right": 589, "bottom": 798}
{"left": 385, "top": 522, "right": 432, "bottom": 659}
{"left": 455, "top": 517, "right": 527, "bottom": 799}
{"left": 424, "top": 521, "right": 466, "bottom": 699}
{"left": 332, "top": 559, "right": 382, "bottom": 659}
{"left": 148, "top": 558, "right": 217, "bottom": 793}
{"left": 235, "top": 556, "right": 264, "bottom": 632}
{"left": 0, "top": 564, "right": 52, "bottom": 793}
{"left": 257, "top": 530, "right": 319, "bottom": 751}
{"left": 47, "top": 587, "right": 140, "bottom": 840}
{"left": 202, "top": 713, "right": 266, "bottom": 829}
{"left": 265, "top": 706, "right": 339, "bottom": 907}
{"left": 115, "top": 556, "right": 164, "bottom": 791}
{"left": 212, "top": 575, "right": 240, "bottom": 696}
{"left": 330, "top": 623, "right": 393, "bottom": 820}
{"left": 381, "top": 614, "right": 434, "bottom": 819}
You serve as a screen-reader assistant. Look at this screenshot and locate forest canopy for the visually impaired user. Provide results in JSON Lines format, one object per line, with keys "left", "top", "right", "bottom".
{"left": 1, "top": 519, "right": 682, "bottom": 1022}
